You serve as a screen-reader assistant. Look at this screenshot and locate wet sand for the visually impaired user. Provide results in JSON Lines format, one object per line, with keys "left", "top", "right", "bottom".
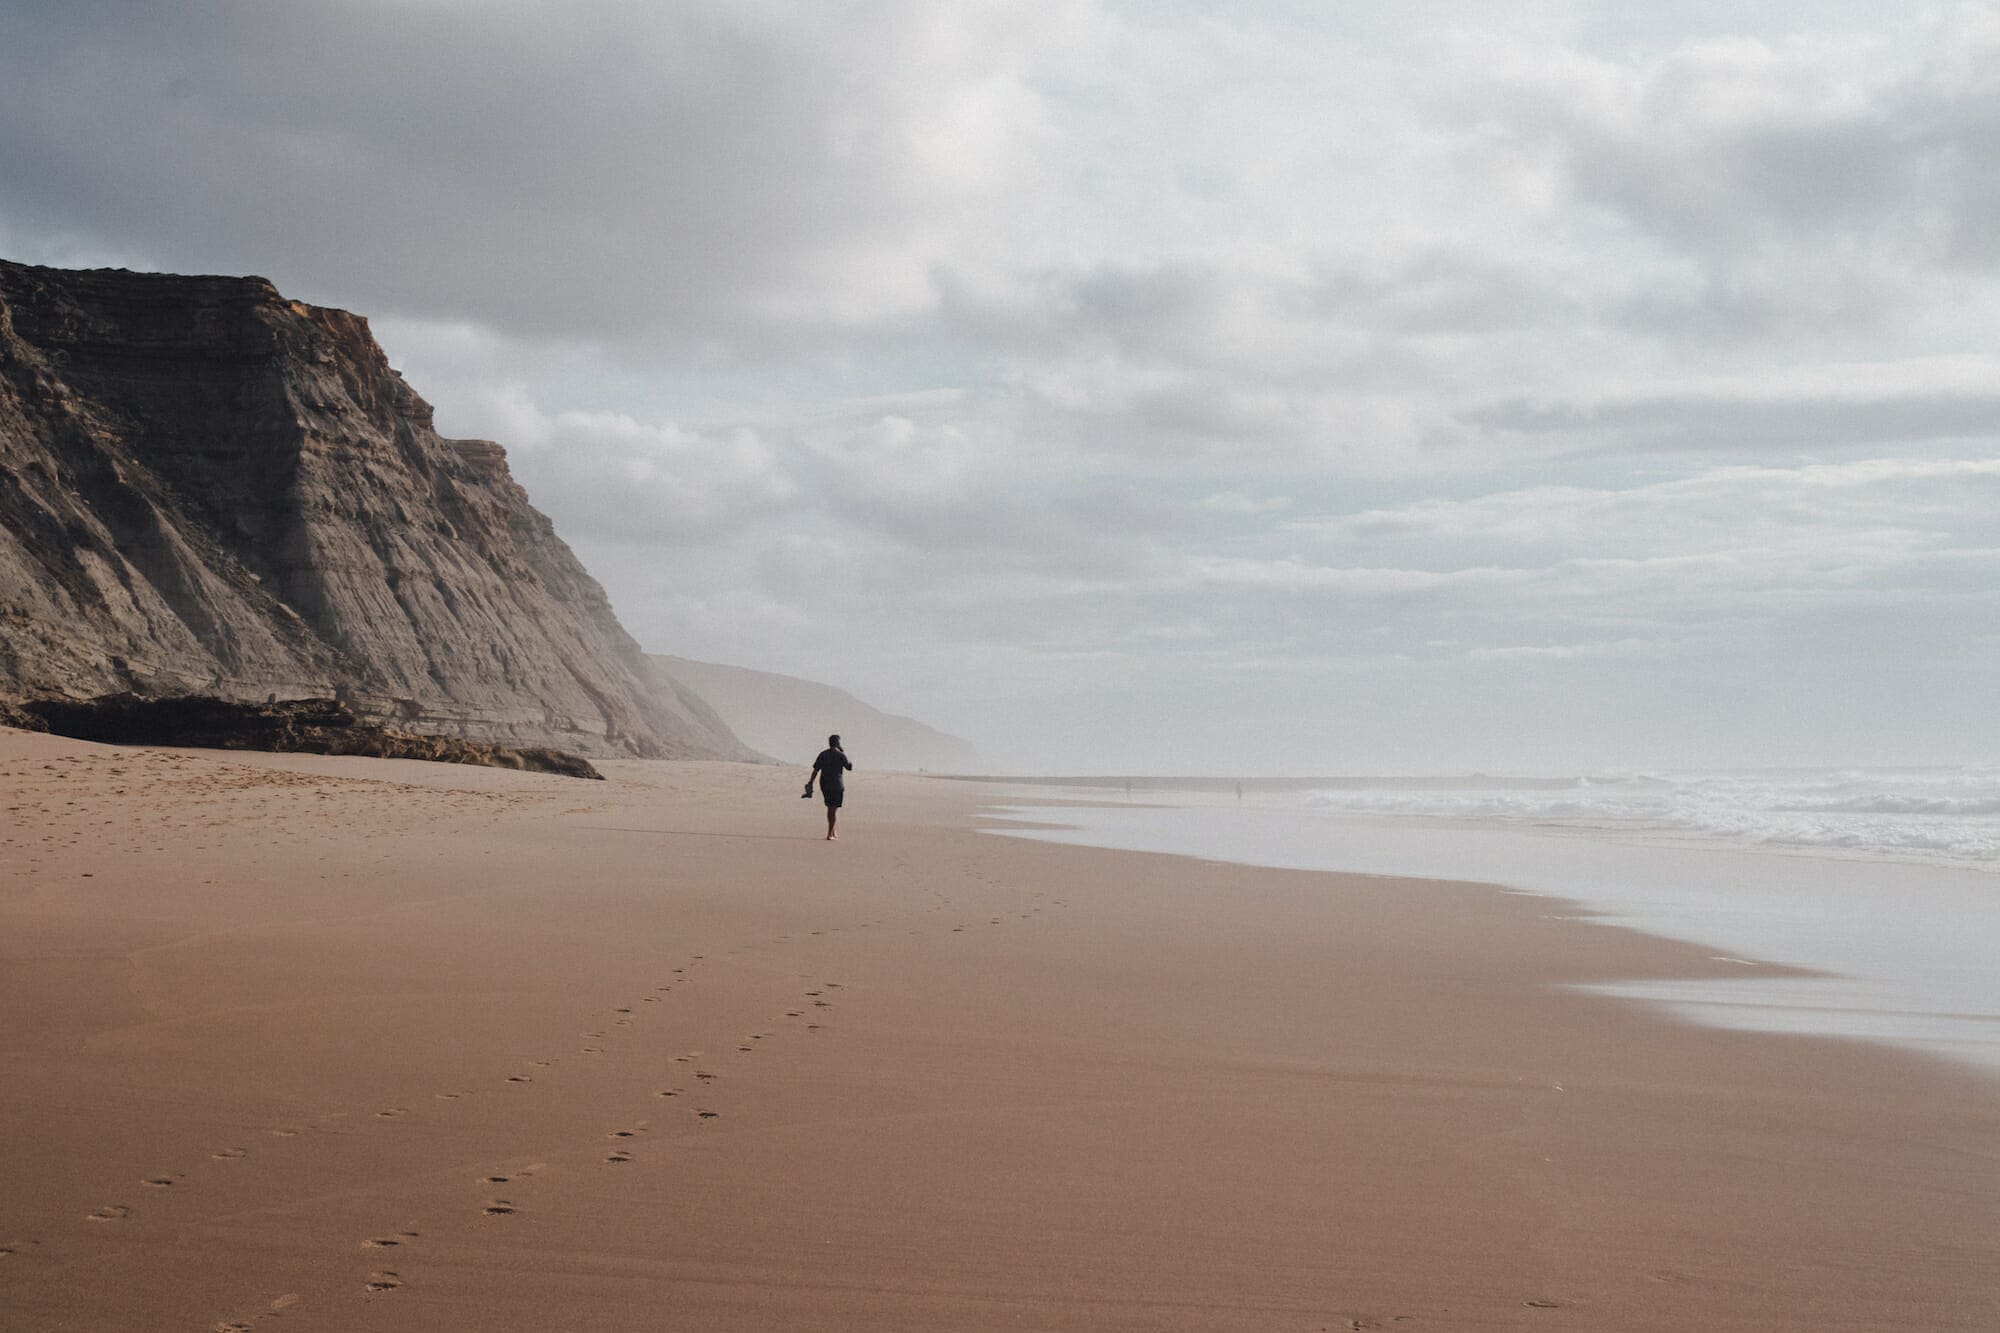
{"left": 1, "top": 730, "right": 1995, "bottom": 1330}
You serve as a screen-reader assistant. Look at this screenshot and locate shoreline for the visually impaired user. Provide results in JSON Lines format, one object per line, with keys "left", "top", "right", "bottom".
{"left": 3, "top": 732, "right": 1995, "bottom": 1329}
{"left": 955, "top": 770, "right": 2000, "bottom": 879}
{"left": 984, "top": 792, "right": 2000, "bottom": 1075}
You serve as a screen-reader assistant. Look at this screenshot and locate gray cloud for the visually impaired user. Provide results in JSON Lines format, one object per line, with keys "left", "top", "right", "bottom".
{"left": 0, "top": 0, "right": 1055, "bottom": 340}
{"left": 1467, "top": 386, "right": 2000, "bottom": 451}
{"left": 1466, "top": 16, "right": 2000, "bottom": 272}
{"left": 5, "top": 0, "right": 1998, "bottom": 769}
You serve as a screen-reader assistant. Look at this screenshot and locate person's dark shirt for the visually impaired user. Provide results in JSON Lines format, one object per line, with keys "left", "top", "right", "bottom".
{"left": 812, "top": 748, "right": 852, "bottom": 789}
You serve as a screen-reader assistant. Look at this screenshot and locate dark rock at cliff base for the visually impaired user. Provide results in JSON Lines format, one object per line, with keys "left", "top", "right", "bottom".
{"left": 0, "top": 700, "right": 47, "bottom": 733}
{"left": 16, "top": 693, "right": 603, "bottom": 779}
{"left": 0, "top": 260, "right": 756, "bottom": 760}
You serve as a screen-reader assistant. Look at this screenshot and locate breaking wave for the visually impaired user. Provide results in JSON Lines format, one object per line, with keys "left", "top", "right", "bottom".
{"left": 1300, "top": 768, "right": 2000, "bottom": 868}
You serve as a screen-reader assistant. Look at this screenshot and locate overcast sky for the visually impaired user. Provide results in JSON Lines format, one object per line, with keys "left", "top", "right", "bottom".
{"left": 4, "top": 1, "right": 1997, "bottom": 772}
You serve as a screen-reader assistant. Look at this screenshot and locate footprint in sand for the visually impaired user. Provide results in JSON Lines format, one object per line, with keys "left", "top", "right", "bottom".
{"left": 376, "top": 1108, "right": 407, "bottom": 1119}
{"left": 211, "top": 1147, "right": 247, "bottom": 1161}
{"left": 214, "top": 1293, "right": 299, "bottom": 1331}
{"left": 506, "top": 1075, "right": 533, "bottom": 1084}
{"left": 364, "top": 1271, "right": 401, "bottom": 1293}
{"left": 696, "top": 1110, "right": 719, "bottom": 1120}
{"left": 86, "top": 1204, "right": 131, "bottom": 1222}
{"left": 361, "top": 1235, "right": 408, "bottom": 1249}
{"left": 605, "top": 1151, "right": 632, "bottom": 1164}
{"left": 483, "top": 1201, "right": 517, "bottom": 1216}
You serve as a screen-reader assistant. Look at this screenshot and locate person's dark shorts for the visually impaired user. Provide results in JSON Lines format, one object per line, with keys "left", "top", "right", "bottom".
{"left": 821, "top": 785, "right": 844, "bottom": 809}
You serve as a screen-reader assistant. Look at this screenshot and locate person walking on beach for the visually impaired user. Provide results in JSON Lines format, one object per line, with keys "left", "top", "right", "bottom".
{"left": 805, "top": 734, "right": 853, "bottom": 840}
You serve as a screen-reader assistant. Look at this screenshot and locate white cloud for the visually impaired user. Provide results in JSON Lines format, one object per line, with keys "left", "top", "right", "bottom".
{"left": 1200, "top": 491, "right": 1293, "bottom": 515}
{"left": 1468, "top": 638, "right": 1657, "bottom": 662}
{"left": 465, "top": 399, "right": 799, "bottom": 545}
{"left": 806, "top": 415, "right": 988, "bottom": 509}
{"left": 1299, "top": 458, "right": 2000, "bottom": 557}
{"left": 6, "top": 1, "right": 1999, "bottom": 767}
{"left": 1468, "top": 28, "right": 1926, "bottom": 254}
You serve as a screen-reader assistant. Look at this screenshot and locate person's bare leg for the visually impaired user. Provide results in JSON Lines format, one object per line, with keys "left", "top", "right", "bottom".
{"left": 826, "top": 807, "right": 837, "bottom": 840}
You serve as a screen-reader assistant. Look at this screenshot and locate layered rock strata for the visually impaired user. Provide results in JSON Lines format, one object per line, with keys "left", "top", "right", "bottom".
{"left": 0, "top": 260, "right": 755, "bottom": 759}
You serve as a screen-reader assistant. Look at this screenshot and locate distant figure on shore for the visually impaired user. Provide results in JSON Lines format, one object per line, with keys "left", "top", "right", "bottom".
{"left": 805, "top": 734, "right": 853, "bottom": 840}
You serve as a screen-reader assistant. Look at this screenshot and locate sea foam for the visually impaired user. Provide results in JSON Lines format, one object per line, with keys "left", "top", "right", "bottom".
{"left": 1299, "top": 768, "right": 2000, "bottom": 869}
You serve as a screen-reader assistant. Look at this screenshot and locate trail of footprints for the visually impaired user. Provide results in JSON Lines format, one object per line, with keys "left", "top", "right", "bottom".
{"left": 244, "top": 953, "right": 852, "bottom": 1313}
{"left": 368, "top": 963, "right": 854, "bottom": 1301}
{"left": 57, "top": 884, "right": 1058, "bottom": 1321}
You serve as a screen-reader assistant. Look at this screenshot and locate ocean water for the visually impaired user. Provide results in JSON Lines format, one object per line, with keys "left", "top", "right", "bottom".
{"left": 1295, "top": 767, "right": 2000, "bottom": 869}
{"left": 981, "top": 768, "right": 2000, "bottom": 1074}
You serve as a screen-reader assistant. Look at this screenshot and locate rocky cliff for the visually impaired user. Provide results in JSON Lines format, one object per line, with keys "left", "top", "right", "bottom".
{"left": 651, "top": 654, "right": 980, "bottom": 772}
{"left": 0, "top": 260, "right": 755, "bottom": 759}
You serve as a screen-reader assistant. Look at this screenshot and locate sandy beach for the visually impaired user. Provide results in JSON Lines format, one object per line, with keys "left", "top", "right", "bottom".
{"left": 2, "top": 731, "right": 1995, "bottom": 1331}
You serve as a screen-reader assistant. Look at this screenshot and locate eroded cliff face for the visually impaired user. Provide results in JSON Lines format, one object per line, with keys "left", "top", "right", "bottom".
{"left": 0, "top": 260, "right": 755, "bottom": 759}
